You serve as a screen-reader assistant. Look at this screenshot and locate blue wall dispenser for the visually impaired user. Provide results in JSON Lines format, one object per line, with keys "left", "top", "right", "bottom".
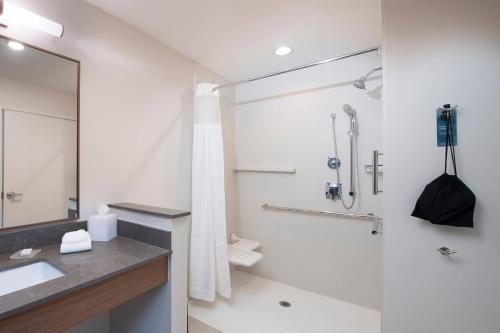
{"left": 436, "top": 104, "right": 457, "bottom": 147}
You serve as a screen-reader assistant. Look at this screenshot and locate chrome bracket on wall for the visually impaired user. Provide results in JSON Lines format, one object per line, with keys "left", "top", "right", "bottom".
{"left": 364, "top": 164, "right": 383, "bottom": 174}
{"left": 437, "top": 247, "right": 457, "bottom": 256}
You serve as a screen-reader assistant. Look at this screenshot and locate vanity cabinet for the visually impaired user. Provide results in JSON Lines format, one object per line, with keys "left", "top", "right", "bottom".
{"left": 0, "top": 257, "right": 168, "bottom": 333}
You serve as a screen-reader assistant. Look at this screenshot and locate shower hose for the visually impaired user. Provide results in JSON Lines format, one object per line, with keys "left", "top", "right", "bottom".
{"left": 330, "top": 112, "right": 357, "bottom": 210}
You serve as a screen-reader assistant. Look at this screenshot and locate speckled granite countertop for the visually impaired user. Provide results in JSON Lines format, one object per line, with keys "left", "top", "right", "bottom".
{"left": 0, "top": 237, "right": 170, "bottom": 320}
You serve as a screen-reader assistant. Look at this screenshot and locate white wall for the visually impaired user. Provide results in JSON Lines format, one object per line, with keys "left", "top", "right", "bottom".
{"left": 0, "top": 76, "right": 77, "bottom": 118}
{"left": 1, "top": 0, "right": 198, "bottom": 219}
{"left": 1, "top": 1, "right": 236, "bottom": 226}
{"left": 0, "top": 1, "right": 229, "bottom": 332}
{"left": 382, "top": 0, "right": 500, "bottom": 332}
{"left": 233, "top": 52, "right": 383, "bottom": 309}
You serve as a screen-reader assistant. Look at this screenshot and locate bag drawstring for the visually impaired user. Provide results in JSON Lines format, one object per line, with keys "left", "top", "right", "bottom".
{"left": 444, "top": 111, "right": 457, "bottom": 175}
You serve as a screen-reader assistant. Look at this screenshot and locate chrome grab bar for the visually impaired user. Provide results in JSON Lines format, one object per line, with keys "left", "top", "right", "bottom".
{"left": 262, "top": 203, "right": 377, "bottom": 221}
{"left": 372, "top": 150, "right": 383, "bottom": 195}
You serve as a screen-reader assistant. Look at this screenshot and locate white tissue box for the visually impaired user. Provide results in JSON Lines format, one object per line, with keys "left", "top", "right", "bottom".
{"left": 88, "top": 214, "right": 117, "bottom": 241}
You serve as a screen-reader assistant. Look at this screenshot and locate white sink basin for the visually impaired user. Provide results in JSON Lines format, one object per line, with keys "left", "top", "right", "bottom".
{"left": 0, "top": 261, "right": 65, "bottom": 297}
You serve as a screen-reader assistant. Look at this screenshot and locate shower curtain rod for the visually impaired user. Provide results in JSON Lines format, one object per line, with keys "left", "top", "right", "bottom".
{"left": 212, "top": 46, "right": 380, "bottom": 92}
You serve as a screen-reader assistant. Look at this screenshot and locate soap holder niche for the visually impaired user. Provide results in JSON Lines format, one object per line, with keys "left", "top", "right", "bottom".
{"left": 228, "top": 232, "right": 263, "bottom": 267}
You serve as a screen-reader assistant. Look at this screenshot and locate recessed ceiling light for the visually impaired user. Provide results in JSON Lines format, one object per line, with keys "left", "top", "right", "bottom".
{"left": 274, "top": 46, "right": 293, "bottom": 56}
{"left": 7, "top": 40, "right": 24, "bottom": 51}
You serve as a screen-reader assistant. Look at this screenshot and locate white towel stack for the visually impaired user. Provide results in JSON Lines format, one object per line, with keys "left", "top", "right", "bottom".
{"left": 60, "top": 229, "right": 92, "bottom": 254}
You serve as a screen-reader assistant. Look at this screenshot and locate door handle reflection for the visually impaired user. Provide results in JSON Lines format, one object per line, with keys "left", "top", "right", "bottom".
{"left": 6, "top": 191, "right": 23, "bottom": 200}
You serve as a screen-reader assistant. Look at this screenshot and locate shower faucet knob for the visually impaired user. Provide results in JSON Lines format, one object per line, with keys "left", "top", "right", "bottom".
{"left": 326, "top": 182, "right": 342, "bottom": 200}
{"left": 327, "top": 157, "right": 341, "bottom": 169}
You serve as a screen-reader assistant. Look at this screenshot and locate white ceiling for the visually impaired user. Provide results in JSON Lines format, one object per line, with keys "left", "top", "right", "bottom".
{"left": 85, "top": 0, "right": 381, "bottom": 81}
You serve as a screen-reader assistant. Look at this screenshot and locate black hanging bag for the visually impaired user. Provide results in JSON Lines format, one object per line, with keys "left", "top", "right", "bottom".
{"left": 411, "top": 108, "right": 476, "bottom": 228}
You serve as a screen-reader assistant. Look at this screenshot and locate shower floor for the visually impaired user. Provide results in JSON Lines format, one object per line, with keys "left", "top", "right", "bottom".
{"left": 188, "top": 270, "right": 381, "bottom": 333}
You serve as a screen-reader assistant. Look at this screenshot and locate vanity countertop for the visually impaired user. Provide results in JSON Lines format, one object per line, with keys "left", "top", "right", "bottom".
{"left": 0, "top": 237, "right": 170, "bottom": 320}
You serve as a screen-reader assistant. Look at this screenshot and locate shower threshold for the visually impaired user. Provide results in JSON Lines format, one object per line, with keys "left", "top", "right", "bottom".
{"left": 188, "top": 270, "right": 381, "bottom": 333}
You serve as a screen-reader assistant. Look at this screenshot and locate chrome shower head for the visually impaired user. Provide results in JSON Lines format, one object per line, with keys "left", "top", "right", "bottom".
{"left": 353, "top": 78, "right": 367, "bottom": 90}
{"left": 353, "top": 67, "right": 382, "bottom": 90}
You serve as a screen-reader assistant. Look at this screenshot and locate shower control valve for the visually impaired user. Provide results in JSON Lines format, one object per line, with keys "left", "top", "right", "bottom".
{"left": 326, "top": 182, "right": 342, "bottom": 200}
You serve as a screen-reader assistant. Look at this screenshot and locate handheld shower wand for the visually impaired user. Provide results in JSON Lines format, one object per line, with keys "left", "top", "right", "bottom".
{"left": 327, "top": 105, "right": 359, "bottom": 209}
{"left": 343, "top": 104, "right": 358, "bottom": 198}
{"left": 343, "top": 104, "right": 358, "bottom": 135}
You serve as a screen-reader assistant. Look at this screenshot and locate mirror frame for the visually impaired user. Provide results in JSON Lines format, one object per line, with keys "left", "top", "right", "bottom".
{"left": 0, "top": 33, "right": 80, "bottom": 231}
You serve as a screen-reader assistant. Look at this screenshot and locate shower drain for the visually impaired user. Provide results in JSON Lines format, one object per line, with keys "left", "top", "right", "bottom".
{"left": 279, "top": 300, "right": 292, "bottom": 308}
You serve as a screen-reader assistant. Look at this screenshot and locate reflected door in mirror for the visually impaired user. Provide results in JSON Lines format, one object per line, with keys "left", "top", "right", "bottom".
{"left": 2, "top": 110, "right": 77, "bottom": 228}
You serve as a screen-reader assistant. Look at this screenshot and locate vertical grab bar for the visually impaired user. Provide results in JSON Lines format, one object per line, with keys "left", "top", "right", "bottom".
{"left": 372, "top": 150, "right": 383, "bottom": 195}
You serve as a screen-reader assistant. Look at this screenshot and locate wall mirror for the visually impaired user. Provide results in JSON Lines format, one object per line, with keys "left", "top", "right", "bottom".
{"left": 0, "top": 35, "right": 79, "bottom": 229}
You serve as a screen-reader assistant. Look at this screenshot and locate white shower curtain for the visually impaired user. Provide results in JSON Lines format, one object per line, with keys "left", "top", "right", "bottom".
{"left": 189, "top": 83, "right": 231, "bottom": 301}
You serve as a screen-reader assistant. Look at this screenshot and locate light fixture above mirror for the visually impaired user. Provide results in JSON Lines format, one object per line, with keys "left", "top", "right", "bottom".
{"left": 0, "top": 0, "right": 64, "bottom": 38}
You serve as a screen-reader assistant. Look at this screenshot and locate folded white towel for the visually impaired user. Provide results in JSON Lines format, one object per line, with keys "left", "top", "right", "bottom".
{"left": 60, "top": 237, "right": 92, "bottom": 254}
{"left": 62, "top": 229, "right": 89, "bottom": 244}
